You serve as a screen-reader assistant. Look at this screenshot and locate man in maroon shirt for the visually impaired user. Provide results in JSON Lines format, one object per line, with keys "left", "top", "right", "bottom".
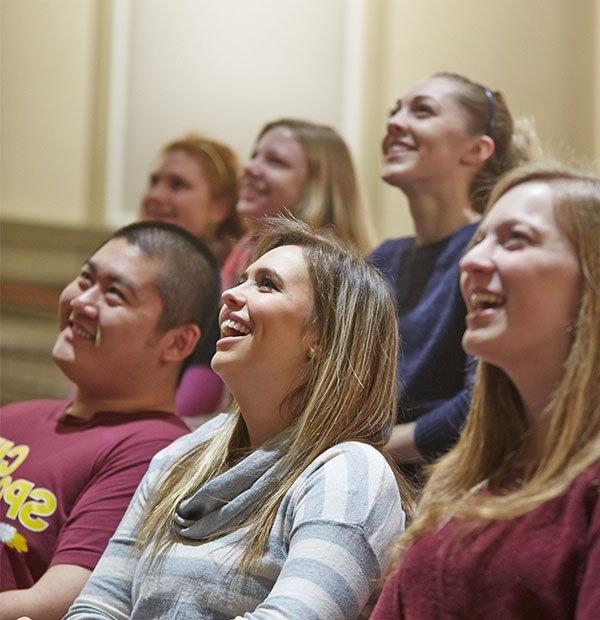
{"left": 0, "top": 221, "right": 220, "bottom": 620}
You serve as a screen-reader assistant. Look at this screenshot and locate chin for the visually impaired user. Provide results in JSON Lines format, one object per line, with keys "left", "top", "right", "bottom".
{"left": 463, "top": 331, "right": 509, "bottom": 369}
{"left": 52, "top": 351, "right": 77, "bottom": 383}
{"left": 462, "top": 329, "right": 493, "bottom": 359}
{"left": 381, "top": 167, "right": 411, "bottom": 190}
{"left": 52, "top": 336, "right": 73, "bottom": 367}
{"left": 210, "top": 351, "right": 231, "bottom": 377}
{"left": 236, "top": 199, "right": 262, "bottom": 219}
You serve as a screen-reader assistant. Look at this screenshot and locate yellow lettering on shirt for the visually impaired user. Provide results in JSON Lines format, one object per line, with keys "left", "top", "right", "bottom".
{"left": 0, "top": 439, "right": 30, "bottom": 477}
{"left": 19, "top": 488, "right": 57, "bottom": 532}
{"left": 4, "top": 479, "right": 35, "bottom": 519}
{"left": 0, "top": 438, "right": 58, "bottom": 532}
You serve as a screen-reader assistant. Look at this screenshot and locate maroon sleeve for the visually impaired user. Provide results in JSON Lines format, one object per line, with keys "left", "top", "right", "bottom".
{"left": 371, "top": 565, "right": 404, "bottom": 620}
{"left": 49, "top": 424, "right": 186, "bottom": 570}
{"left": 576, "top": 480, "right": 600, "bottom": 619}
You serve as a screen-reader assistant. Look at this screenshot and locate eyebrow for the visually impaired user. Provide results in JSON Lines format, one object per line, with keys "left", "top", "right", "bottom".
{"left": 243, "top": 266, "right": 284, "bottom": 288}
{"left": 83, "top": 260, "right": 140, "bottom": 300}
{"left": 390, "top": 94, "right": 436, "bottom": 114}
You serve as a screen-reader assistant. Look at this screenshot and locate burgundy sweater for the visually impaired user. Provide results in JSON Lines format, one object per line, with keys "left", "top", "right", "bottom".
{"left": 372, "top": 464, "right": 600, "bottom": 619}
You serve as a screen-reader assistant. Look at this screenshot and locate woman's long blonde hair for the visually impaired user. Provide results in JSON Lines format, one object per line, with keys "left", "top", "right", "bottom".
{"left": 137, "top": 217, "right": 412, "bottom": 570}
{"left": 392, "top": 162, "right": 600, "bottom": 558}
{"left": 257, "top": 119, "right": 375, "bottom": 254}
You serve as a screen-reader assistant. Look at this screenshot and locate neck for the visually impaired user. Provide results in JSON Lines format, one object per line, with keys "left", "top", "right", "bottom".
{"left": 404, "top": 183, "right": 479, "bottom": 245}
{"left": 504, "top": 352, "right": 567, "bottom": 458}
{"left": 229, "top": 379, "right": 295, "bottom": 449}
{"left": 69, "top": 387, "right": 177, "bottom": 420}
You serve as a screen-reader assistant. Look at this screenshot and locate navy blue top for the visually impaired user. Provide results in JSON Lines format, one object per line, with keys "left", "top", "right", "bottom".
{"left": 369, "top": 223, "right": 477, "bottom": 460}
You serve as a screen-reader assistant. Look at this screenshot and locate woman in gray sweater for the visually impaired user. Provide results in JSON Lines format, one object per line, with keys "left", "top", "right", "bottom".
{"left": 64, "top": 217, "right": 411, "bottom": 620}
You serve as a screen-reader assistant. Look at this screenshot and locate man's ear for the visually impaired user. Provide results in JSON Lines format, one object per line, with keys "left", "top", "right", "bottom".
{"left": 461, "top": 135, "right": 495, "bottom": 168}
{"left": 159, "top": 324, "right": 201, "bottom": 364}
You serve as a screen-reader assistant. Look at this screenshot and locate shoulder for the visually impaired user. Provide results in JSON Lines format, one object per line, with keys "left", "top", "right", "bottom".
{"left": 0, "top": 399, "right": 67, "bottom": 434}
{"left": 0, "top": 398, "right": 66, "bottom": 417}
{"left": 292, "top": 442, "right": 403, "bottom": 519}
{"left": 559, "top": 463, "right": 600, "bottom": 510}
{"left": 286, "top": 442, "right": 405, "bottom": 557}
{"left": 369, "top": 238, "right": 416, "bottom": 289}
{"left": 146, "top": 413, "right": 231, "bottom": 471}
{"left": 444, "top": 222, "right": 478, "bottom": 254}
{"left": 304, "top": 441, "right": 401, "bottom": 497}
{"left": 569, "top": 463, "right": 600, "bottom": 515}
{"left": 369, "top": 237, "right": 414, "bottom": 267}
{"left": 306, "top": 441, "right": 394, "bottom": 474}
{"left": 87, "top": 411, "right": 189, "bottom": 459}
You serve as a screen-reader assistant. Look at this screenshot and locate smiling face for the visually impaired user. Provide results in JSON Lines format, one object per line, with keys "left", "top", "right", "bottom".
{"left": 237, "top": 126, "right": 309, "bottom": 219}
{"left": 140, "top": 149, "right": 226, "bottom": 239}
{"left": 460, "top": 181, "right": 582, "bottom": 377}
{"left": 211, "top": 244, "right": 314, "bottom": 393}
{"left": 381, "top": 76, "right": 484, "bottom": 190}
{"left": 52, "top": 238, "right": 171, "bottom": 397}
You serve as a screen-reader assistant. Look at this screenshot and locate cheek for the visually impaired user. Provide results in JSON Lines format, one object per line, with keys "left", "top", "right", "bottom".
{"left": 58, "top": 284, "right": 78, "bottom": 326}
{"left": 178, "top": 198, "right": 212, "bottom": 231}
{"left": 458, "top": 271, "right": 470, "bottom": 303}
{"left": 282, "top": 176, "right": 306, "bottom": 208}
{"left": 550, "top": 268, "right": 582, "bottom": 326}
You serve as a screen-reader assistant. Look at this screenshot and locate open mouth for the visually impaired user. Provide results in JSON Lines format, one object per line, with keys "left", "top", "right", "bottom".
{"left": 69, "top": 318, "right": 97, "bottom": 341}
{"left": 220, "top": 318, "right": 251, "bottom": 338}
{"left": 386, "top": 142, "right": 415, "bottom": 154}
{"left": 240, "top": 182, "right": 267, "bottom": 199}
{"left": 468, "top": 291, "right": 505, "bottom": 312}
{"left": 383, "top": 138, "right": 416, "bottom": 159}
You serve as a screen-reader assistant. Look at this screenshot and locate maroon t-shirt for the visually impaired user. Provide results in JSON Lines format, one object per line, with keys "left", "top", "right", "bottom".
{"left": 372, "top": 464, "right": 600, "bottom": 619}
{"left": 0, "top": 399, "right": 188, "bottom": 590}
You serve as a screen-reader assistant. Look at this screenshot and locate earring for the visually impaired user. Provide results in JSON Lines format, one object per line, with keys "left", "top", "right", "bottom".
{"left": 307, "top": 345, "right": 317, "bottom": 359}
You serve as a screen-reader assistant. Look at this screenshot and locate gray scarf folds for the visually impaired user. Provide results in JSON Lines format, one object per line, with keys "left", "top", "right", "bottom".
{"left": 172, "top": 436, "right": 286, "bottom": 540}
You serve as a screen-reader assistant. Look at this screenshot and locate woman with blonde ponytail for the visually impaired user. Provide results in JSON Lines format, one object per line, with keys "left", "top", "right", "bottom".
{"left": 373, "top": 163, "right": 600, "bottom": 619}
{"left": 65, "top": 217, "right": 411, "bottom": 620}
{"left": 371, "top": 72, "right": 541, "bottom": 471}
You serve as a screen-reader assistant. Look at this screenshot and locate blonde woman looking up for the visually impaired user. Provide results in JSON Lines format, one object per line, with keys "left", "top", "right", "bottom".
{"left": 373, "top": 163, "right": 600, "bottom": 619}
{"left": 221, "top": 118, "right": 374, "bottom": 289}
{"left": 141, "top": 135, "right": 244, "bottom": 419}
{"left": 65, "top": 218, "right": 410, "bottom": 620}
{"left": 370, "top": 72, "right": 540, "bottom": 472}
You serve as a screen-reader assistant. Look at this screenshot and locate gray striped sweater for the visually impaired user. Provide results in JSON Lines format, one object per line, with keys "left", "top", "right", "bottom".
{"left": 64, "top": 415, "right": 404, "bottom": 619}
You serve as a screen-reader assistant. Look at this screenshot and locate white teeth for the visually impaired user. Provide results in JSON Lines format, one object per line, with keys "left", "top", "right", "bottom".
{"left": 387, "top": 143, "right": 413, "bottom": 154}
{"left": 72, "top": 324, "right": 96, "bottom": 340}
{"left": 221, "top": 318, "right": 251, "bottom": 336}
{"left": 468, "top": 292, "right": 504, "bottom": 310}
{"left": 242, "top": 179, "right": 267, "bottom": 193}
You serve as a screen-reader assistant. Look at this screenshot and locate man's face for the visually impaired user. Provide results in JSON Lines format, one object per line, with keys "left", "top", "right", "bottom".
{"left": 52, "top": 238, "right": 169, "bottom": 397}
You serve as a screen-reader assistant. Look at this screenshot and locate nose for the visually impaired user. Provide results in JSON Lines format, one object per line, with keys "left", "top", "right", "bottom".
{"left": 143, "top": 180, "right": 169, "bottom": 206}
{"left": 386, "top": 107, "right": 408, "bottom": 134}
{"left": 243, "top": 155, "right": 262, "bottom": 178}
{"left": 70, "top": 285, "right": 100, "bottom": 318}
{"left": 221, "top": 283, "right": 246, "bottom": 310}
{"left": 459, "top": 238, "right": 495, "bottom": 275}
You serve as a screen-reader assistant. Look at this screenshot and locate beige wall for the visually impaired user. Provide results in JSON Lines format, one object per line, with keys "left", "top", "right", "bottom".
{"left": 1, "top": 0, "right": 98, "bottom": 226}
{"left": 1, "top": 0, "right": 599, "bottom": 241}
{"left": 120, "top": 0, "right": 348, "bottom": 227}
{"left": 372, "top": 0, "right": 599, "bottom": 237}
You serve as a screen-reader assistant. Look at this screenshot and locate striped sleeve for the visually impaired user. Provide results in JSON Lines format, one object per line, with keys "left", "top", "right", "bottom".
{"left": 234, "top": 442, "right": 404, "bottom": 619}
